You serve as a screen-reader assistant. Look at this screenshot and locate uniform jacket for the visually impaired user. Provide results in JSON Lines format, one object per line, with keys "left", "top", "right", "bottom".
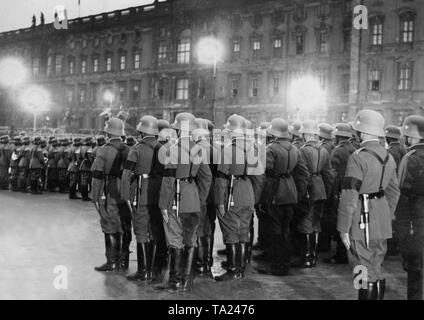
{"left": 292, "top": 137, "right": 305, "bottom": 150}
{"left": 0, "top": 143, "right": 11, "bottom": 168}
{"left": 337, "top": 140, "right": 400, "bottom": 240}
{"left": 18, "top": 145, "right": 31, "bottom": 168}
{"left": 395, "top": 144, "right": 424, "bottom": 252}
{"left": 320, "top": 140, "right": 335, "bottom": 155}
{"left": 330, "top": 140, "right": 356, "bottom": 194}
{"left": 159, "top": 137, "right": 212, "bottom": 213}
{"left": 388, "top": 141, "right": 407, "bottom": 171}
{"left": 79, "top": 145, "right": 93, "bottom": 172}
{"left": 121, "top": 136, "right": 163, "bottom": 206}
{"left": 57, "top": 146, "right": 70, "bottom": 169}
{"left": 91, "top": 138, "right": 129, "bottom": 204}
{"left": 68, "top": 146, "right": 81, "bottom": 173}
{"left": 9, "top": 144, "right": 20, "bottom": 168}
{"left": 299, "top": 140, "right": 336, "bottom": 202}
{"left": 214, "top": 136, "right": 259, "bottom": 209}
{"left": 29, "top": 145, "right": 46, "bottom": 169}
{"left": 261, "top": 139, "right": 309, "bottom": 206}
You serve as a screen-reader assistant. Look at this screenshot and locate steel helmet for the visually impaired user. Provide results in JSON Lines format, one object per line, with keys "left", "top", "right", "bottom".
{"left": 318, "top": 123, "right": 333, "bottom": 140}
{"left": 224, "top": 114, "right": 246, "bottom": 134}
{"left": 300, "top": 120, "right": 319, "bottom": 135}
{"left": 289, "top": 122, "right": 302, "bottom": 137}
{"left": 385, "top": 125, "right": 401, "bottom": 140}
{"left": 351, "top": 109, "right": 385, "bottom": 137}
{"left": 158, "top": 128, "right": 178, "bottom": 143}
{"left": 158, "top": 119, "right": 171, "bottom": 133}
{"left": 104, "top": 117, "right": 125, "bottom": 137}
{"left": 402, "top": 115, "right": 424, "bottom": 140}
{"left": 137, "top": 115, "right": 159, "bottom": 135}
{"left": 333, "top": 123, "right": 352, "bottom": 138}
{"left": 172, "top": 112, "right": 197, "bottom": 132}
{"left": 245, "top": 119, "right": 253, "bottom": 130}
{"left": 266, "top": 118, "right": 289, "bottom": 138}
{"left": 195, "top": 118, "right": 212, "bottom": 131}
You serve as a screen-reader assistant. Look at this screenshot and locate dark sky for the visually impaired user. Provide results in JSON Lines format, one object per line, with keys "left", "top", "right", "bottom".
{"left": 0, "top": 0, "right": 154, "bottom": 32}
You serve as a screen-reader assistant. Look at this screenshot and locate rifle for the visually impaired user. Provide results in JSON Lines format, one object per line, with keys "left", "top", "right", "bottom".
{"left": 360, "top": 194, "right": 370, "bottom": 249}
{"left": 227, "top": 175, "right": 235, "bottom": 212}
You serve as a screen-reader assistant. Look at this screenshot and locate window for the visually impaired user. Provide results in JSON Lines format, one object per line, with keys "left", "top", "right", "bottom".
{"left": 90, "top": 84, "right": 98, "bottom": 103}
{"left": 67, "top": 88, "right": 73, "bottom": 103}
{"left": 107, "top": 35, "right": 113, "bottom": 45}
{"left": 296, "top": 34, "right": 304, "bottom": 54}
{"left": 197, "top": 79, "right": 206, "bottom": 99}
{"left": 231, "top": 78, "right": 239, "bottom": 97}
{"left": 119, "top": 84, "right": 126, "bottom": 100}
{"left": 273, "top": 38, "right": 282, "bottom": 58}
{"left": 94, "top": 38, "right": 99, "bottom": 47}
{"left": 398, "top": 65, "right": 412, "bottom": 90}
{"left": 176, "top": 79, "right": 189, "bottom": 100}
{"left": 81, "top": 59, "right": 87, "bottom": 74}
{"left": 106, "top": 56, "right": 112, "bottom": 72}
{"left": 134, "top": 53, "right": 141, "bottom": 69}
{"left": 82, "top": 39, "right": 87, "bottom": 48}
{"left": 32, "top": 57, "right": 39, "bottom": 76}
{"left": 120, "top": 55, "right": 126, "bottom": 71}
{"left": 368, "top": 70, "right": 381, "bottom": 91}
{"left": 319, "top": 30, "right": 328, "bottom": 53}
{"left": 158, "top": 41, "right": 168, "bottom": 64}
{"left": 251, "top": 78, "right": 259, "bottom": 97}
{"left": 47, "top": 56, "right": 53, "bottom": 75}
{"left": 272, "top": 77, "right": 280, "bottom": 96}
{"left": 70, "top": 41, "right": 75, "bottom": 49}
{"left": 400, "top": 13, "right": 414, "bottom": 43}
{"left": 55, "top": 55, "right": 63, "bottom": 74}
{"left": 233, "top": 40, "right": 241, "bottom": 59}
{"left": 79, "top": 88, "right": 86, "bottom": 104}
{"left": 93, "top": 58, "right": 99, "bottom": 73}
{"left": 252, "top": 39, "right": 261, "bottom": 59}
{"left": 69, "top": 60, "right": 75, "bottom": 75}
{"left": 370, "top": 18, "right": 383, "bottom": 46}
{"left": 132, "top": 82, "right": 140, "bottom": 100}
{"left": 177, "top": 38, "right": 191, "bottom": 64}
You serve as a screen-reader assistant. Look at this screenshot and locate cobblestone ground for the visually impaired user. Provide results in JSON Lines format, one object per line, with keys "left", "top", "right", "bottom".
{"left": 0, "top": 191, "right": 407, "bottom": 300}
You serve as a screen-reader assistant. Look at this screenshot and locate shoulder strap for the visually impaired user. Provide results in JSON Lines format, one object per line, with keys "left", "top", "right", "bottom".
{"left": 363, "top": 148, "right": 390, "bottom": 192}
{"left": 107, "top": 143, "right": 123, "bottom": 176}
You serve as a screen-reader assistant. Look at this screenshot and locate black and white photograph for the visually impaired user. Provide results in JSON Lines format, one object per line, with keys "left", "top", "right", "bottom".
{"left": 0, "top": 0, "right": 424, "bottom": 305}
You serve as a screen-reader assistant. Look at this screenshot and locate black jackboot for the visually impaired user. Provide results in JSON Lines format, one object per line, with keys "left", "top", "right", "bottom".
{"left": 69, "top": 184, "right": 80, "bottom": 199}
{"left": 156, "top": 247, "right": 183, "bottom": 292}
{"left": 118, "top": 231, "right": 131, "bottom": 272}
{"left": 195, "top": 237, "right": 206, "bottom": 275}
{"left": 203, "top": 237, "right": 214, "bottom": 278}
{"left": 407, "top": 271, "right": 423, "bottom": 300}
{"left": 95, "top": 234, "right": 117, "bottom": 272}
{"left": 181, "top": 247, "right": 195, "bottom": 292}
{"left": 114, "top": 233, "right": 123, "bottom": 272}
{"left": 238, "top": 242, "right": 247, "bottom": 278}
{"left": 311, "top": 232, "right": 319, "bottom": 267}
{"left": 81, "top": 185, "right": 92, "bottom": 201}
{"left": 256, "top": 235, "right": 290, "bottom": 276}
{"left": 358, "top": 282, "right": 378, "bottom": 300}
{"left": 215, "top": 244, "right": 241, "bottom": 281}
{"left": 291, "top": 234, "right": 314, "bottom": 268}
{"left": 127, "top": 242, "right": 149, "bottom": 281}
{"left": 377, "top": 279, "right": 386, "bottom": 300}
{"left": 148, "top": 242, "right": 158, "bottom": 282}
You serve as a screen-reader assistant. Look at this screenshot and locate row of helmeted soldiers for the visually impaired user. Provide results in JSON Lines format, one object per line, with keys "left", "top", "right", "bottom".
{"left": 1, "top": 110, "right": 424, "bottom": 300}
{"left": 0, "top": 134, "right": 137, "bottom": 197}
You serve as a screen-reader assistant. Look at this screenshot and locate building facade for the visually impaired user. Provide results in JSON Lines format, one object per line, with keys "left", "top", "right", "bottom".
{"left": 0, "top": 0, "right": 423, "bottom": 131}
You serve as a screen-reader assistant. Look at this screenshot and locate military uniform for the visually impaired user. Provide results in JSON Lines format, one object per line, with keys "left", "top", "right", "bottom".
{"left": 92, "top": 118, "right": 130, "bottom": 272}
{"left": 57, "top": 139, "right": 71, "bottom": 193}
{"left": 257, "top": 119, "right": 309, "bottom": 275}
{"left": 79, "top": 137, "right": 93, "bottom": 201}
{"left": 394, "top": 115, "right": 424, "bottom": 300}
{"left": 17, "top": 137, "right": 31, "bottom": 192}
{"left": 28, "top": 137, "right": 45, "bottom": 194}
{"left": 324, "top": 124, "right": 356, "bottom": 264}
{"left": 214, "top": 115, "right": 263, "bottom": 281}
{"left": 121, "top": 116, "right": 166, "bottom": 281}
{"left": 158, "top": 113, "right": 212, "bottom": 292}
{"left": 293, "top": 120, "right": 336, "bottom": 268}
{"left": 338, "top": 109, "right": 400, "bottom": 300}
{"left": 46, "top": 139, "right": 60, "bottom": 192}
{"left": 9, "top": 137, "right": 22, "bottom": 191}
{"left": 68, "top": 138, "right": 82, "bottom": 199}
{"left": 0, "top": 136, "right": 11, "bottom": 190}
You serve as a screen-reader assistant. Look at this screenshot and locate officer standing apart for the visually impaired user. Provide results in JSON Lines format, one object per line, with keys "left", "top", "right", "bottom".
{"left": 338, "top": 109, "right": 400, "bottom": 300}
{"left": 91, "top": 118, "right": 129, "bottom": 272}
{"left": 121, "top": 116, "right": 166, "bottom": 282}
{"left": 395, "top": 115, "right": 424, "bottom": 300}
{"left": 158, "top": 113, "right": 212, "bottom": 292}
{"left": 256, "top": 118, "right": 309, "bottom": 276}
